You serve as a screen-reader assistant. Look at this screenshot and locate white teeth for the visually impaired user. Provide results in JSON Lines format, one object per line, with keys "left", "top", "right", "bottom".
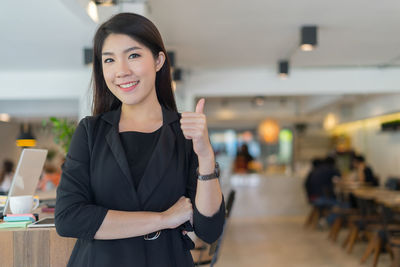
{"left": 120, "top": 81, "right": 139, "bottom": 88}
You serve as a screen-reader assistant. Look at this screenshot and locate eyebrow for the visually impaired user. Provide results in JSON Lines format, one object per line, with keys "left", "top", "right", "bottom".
{"left": 102, "top": 46, "right": 142, "bottom": 56}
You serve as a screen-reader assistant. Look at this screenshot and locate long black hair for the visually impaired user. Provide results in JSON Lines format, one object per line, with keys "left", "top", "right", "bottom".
{"left": 91, "top": 13, "right": 177, "bottom": 115}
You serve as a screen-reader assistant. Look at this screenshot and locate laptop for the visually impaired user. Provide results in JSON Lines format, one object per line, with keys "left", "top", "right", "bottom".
{"left": 1, "top": 148, "right": 48, "bottom": 217}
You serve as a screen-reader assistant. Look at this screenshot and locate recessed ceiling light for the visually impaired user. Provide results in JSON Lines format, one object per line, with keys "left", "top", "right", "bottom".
{"left": 300, "top": 26, "right": 317, "bottom": 51}
{"left": 278, "top": 60, "right": 289, "bottom": 79}
{"left": 0, "top": 113, "right": 10, "bottom": 122}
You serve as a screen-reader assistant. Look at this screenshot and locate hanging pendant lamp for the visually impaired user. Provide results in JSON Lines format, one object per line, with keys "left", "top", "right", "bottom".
{"left": 16, "top": 124, "right": 36, "bottom": 147}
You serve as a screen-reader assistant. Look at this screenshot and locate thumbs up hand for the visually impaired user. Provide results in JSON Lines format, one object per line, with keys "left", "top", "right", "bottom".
{"left": 180, "top": 98, "right": 214, "bottom": 159}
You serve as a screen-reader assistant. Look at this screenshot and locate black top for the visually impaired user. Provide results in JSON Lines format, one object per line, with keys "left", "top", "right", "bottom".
{"left": 119, "top": 128, "right": 161, "bottom": 189}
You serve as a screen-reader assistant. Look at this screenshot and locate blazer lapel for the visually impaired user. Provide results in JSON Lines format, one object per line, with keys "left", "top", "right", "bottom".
{"left": 102, "top": 107, "right": 139, "bottom": 204}
{"left": 138, "top": 107, "right": 179, "bottom": 206}
{"left": 105, "top": 129, "right": 134, "bottom": 189}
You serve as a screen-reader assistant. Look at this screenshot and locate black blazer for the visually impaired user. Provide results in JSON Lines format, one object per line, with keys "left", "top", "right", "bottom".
{"left": 55, "top": 106, "right": 225, "bottom": 267}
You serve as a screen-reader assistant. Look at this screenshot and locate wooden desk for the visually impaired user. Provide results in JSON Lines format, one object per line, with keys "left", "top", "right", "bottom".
{"left": 0, "top": 202, "right": 75, "bottom": 267}
{"left": 375, "top": 193, "right": 400, "bottom": 210}
{"left": 0, "top": 190, "right": 76, "bottom": 267}
{"left": 0, "top": 226, "right": 75, "bottom": 267}
{"left": 349, "top": 186, "right": 400, "bottom": 212}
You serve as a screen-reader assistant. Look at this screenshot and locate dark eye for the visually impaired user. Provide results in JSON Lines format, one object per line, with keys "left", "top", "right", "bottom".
{"left": 104, "top": 58, "right": 114, "bottom": 63}
{"left": 129, "top": 53, "right": 140, "bottom": 59}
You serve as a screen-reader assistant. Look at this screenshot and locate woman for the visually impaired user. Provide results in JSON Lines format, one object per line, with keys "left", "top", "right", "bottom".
{"left": 55, "top": 13, "right": 225, "bottom": 267}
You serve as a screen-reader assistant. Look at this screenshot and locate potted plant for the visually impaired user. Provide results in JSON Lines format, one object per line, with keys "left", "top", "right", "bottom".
{"left": 42, "top": 117, "right": 77, "bottom": 155}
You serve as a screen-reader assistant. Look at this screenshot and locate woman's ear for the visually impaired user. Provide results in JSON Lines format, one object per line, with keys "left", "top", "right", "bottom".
{"left": 155, "top": 51, "right": 166, "bottom": 72}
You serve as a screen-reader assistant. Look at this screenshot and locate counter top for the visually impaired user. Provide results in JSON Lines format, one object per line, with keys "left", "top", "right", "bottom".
{"left": 0, "top": 226, "right": 76, "bottom": 267}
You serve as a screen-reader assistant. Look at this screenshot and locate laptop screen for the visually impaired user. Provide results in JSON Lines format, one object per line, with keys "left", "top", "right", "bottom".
{"left": 2, "top": 148, "right": 47, "bottom": 216}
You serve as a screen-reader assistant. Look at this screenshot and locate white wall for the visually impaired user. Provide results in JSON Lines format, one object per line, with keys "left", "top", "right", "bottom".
{"left": 340, "top": 123, "right": 400, "bottom": 183}
{"left": 0, "top": 121, "right": 64, "bottom": 172}
{"left": 352, "top": 94, "right": 400, "bottom": 121}
{"left": 0, "top": 70, "right": 91, "bottom": 99}
{"left": 329, "top": 94, "right": 400, "bottom": 183}
{"left": 0, "top": 69, "right": 92, "bottom": 119}
{"left": 0, "top": 122, "right": 21, "bottom": 169}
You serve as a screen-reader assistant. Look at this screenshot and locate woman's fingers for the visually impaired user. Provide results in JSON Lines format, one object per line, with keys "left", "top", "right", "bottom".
{"left": 180, "top": 118, "right": 206, "bottom": 126}
{"left": 183, "top": 130, "right": 203, "bottom": 138}
{"left": 181, "top": 111, "right": 205, "bottom": 118}
{"left": 181, "top": 123, "right": 203, "bottom": 130}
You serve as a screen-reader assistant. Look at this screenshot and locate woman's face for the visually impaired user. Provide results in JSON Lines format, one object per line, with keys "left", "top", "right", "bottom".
{"left": 101, "top": 34, "right": 165, "bottom": 106}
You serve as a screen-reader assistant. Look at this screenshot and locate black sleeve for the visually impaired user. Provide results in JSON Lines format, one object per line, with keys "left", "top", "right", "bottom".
{"left": 185, "top": 140, "right": 225, "bottom": 244}
{"left": 55, "top": 117, "right": 108, "bottom": 240}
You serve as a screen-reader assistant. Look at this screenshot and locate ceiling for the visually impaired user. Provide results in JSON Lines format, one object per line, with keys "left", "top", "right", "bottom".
{"left": 2, "top": 0, "right": 400, "bottom": 71}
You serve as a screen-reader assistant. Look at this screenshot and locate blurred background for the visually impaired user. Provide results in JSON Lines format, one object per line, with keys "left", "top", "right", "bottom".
{"left": 2, "top": 1, "right": 400, "bottom": 266}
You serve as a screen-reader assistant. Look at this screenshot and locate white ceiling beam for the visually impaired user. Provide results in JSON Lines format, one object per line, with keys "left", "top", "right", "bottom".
{"left": 185, "top": 67, "right": 400, "bottom": 97}
{"left": 300, "top": 95, "right": 343, "bottom": 114}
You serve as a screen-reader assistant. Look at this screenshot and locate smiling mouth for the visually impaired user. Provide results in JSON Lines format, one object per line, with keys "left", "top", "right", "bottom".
{"left": 118, "top": 81, "right": 139, "bottom": 91}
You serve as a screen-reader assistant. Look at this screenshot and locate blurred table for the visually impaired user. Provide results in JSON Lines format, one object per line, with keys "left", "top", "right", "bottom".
{"left": 349, "top": 186, "right": 400, "bottom": 211}
{"left": 35, "top": 188, "right": 57, "bottom": 200}
{"left": 0, "top": 226, "right": 75, "bottom": 267}
{"left": 0, "top": 191, "right": 76, "bottom": 267}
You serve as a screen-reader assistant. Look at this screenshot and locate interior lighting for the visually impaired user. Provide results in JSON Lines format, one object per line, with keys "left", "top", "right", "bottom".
{"left": 278, "top": 60, "right": 289, "bottom": 79}
{"left": 16, "top": 124, "right": 36, "bottom": 147}
{"left": 217, "top": 109, "right": 235, "bottom": 120}
{"left": 300, "top": 26, "right": 317, "bottom": 51}
{"left": 331, "top": 112, "right": 400, "bottom": 135}
{"left": 323, "top": 113, "right": 338, "bottom": 131}
{"left": 0, "top": 113, "right": 10, "bottom": 122}
{"left": 258, "top": 119, "right": 280, "bottom": 143}
{"left": 94, "top": 0, "right": 116, "bottom": 6}
{"left": 87, "top": 1, "right": 99, "bottom": 23}
{"left": 280, "top": 129, "right": 293, "bottom": 142}
{"left": 253, "top": 96, "right": 265, "bottom": 107}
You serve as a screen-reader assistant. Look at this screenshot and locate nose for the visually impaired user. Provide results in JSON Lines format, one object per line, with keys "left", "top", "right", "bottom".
{"left": 115, "top": 60, "right": 132, "bottom": 78}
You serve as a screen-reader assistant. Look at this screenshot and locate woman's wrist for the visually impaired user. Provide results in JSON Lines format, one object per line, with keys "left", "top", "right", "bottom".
{"left": 160, "top": 211, "right": 171, "bottom": 229}
{"left": 197, "top": 153, "right": 215, "bottom": 175}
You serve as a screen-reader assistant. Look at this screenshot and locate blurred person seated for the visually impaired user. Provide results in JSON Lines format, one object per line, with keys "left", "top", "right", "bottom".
{"left": 306, "top": 156, "right": 341, "bottom": 206}
{"left": 37, "top": 163, "right": 61, "bottom": 191}
{"left": 352, "top": 155, "right": 379, "bottom": 186}
{"left": 304, "top": 156, "right": 342, "bottom": 228}
{"left": 304, "top": 158, "right": 323, "bottom": 203}
{"left": 233, "top": 144, "right": 254, "bottom": 174}
{"left": 0, "top": 159, "right": 14, "bottom": 194}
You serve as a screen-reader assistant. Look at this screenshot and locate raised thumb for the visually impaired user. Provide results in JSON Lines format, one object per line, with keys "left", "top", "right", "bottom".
{"left": 195, "top": 98, "right": 205, "bottom": 114}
